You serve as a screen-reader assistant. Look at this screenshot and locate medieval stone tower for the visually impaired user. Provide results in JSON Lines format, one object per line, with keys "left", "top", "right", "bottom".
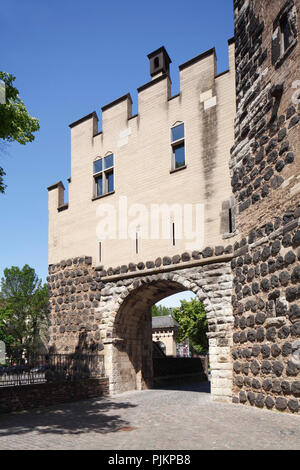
{"left": 47, "top": 0, "right": 300, "bottom": 412}
{"left": 231, "top": 0, "right": 300, "bottom": 412}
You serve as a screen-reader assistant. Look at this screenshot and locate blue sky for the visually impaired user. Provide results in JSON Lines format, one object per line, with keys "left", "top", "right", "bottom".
{"left": 156, "top": 291, "right": 196, "bottom": 308}
{"left": 0, "top": 0, "right": 234, "bottom": 304}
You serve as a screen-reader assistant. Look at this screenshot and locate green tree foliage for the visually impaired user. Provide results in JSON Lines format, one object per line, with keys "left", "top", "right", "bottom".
{"left": 0, "top": 265, "right": 49, "bottom": 361}
{"left": 152, "top": 304, "right": 173, "bottom": 317}
{"left": 0, "top": 72, "right": 40, "bottom": 193}
{"left": 172, "top": 298, "right": 208, "bottom": 355}
{"left": 0, "top": 167, "right": 6, "bottom": 195}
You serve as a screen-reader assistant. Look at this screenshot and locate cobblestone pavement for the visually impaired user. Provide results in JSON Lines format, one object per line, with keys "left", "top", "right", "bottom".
{"left": 0, "top": 382, "right": 300, "bottom": 450}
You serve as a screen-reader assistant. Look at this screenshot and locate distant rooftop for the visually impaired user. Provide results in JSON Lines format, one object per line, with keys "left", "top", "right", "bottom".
{"left": 152, "top": 315, "right": 180, "bottom": 329}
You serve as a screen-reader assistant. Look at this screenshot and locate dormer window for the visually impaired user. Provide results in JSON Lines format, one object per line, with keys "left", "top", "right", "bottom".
{"left": 147, "top": 46, "right": 171, "bottom": 78}
{"left": 93, "top": 153, "right": 114, "bottom": 199}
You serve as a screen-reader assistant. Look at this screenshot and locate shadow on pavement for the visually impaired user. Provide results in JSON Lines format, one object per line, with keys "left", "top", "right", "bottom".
{"left": 0, "top": 398, "right": 137, "bottom": 437}
{"left": 153, "top": 379, "right": 211, "bottom": 393}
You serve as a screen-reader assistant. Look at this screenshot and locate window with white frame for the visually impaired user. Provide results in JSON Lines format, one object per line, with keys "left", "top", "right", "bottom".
{"left": 93, "top": 153, "right": 114, "bottom": 198}
{"left": 171, "top": 123, "right": 185, "bottom": 170}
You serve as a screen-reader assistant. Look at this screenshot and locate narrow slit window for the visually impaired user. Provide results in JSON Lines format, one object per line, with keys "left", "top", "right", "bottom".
{"left": 154, "top": 57, "right": 160, "bottom": 69}
{"left": 172, "top": 222, "right": 176, "bottom": 246}
{"left": 229, "top": 208, "right": 233, "bottom": 234}
{"left": 135, "top": 231, "right": 139, "bottom": 254}
{"left": 99, "top": 242, "right": 102, "bottom": 262}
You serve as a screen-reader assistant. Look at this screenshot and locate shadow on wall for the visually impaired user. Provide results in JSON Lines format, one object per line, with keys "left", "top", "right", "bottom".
{"left": 49, "top": 329, "right": 105, "bottom": 355}
{"left": 47, "top": 329, "right": 105, "bottom": 381}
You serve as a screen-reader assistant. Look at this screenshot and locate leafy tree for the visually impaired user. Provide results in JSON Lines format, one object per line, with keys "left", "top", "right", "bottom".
{"left": 0, "top": 265, "right": 49, "bottom": 361}
{"left": 152, "top": 304, "right": 173, "bottom": 317}
{"left": 172, "top": 298, "right": 208, "bottom": 355}
{"left": 0, "top": 307, "right": 15, "bottom": 354}
{"left": 0, "top": 72, "right": 40, "bottom": 193}
{"left": 0, "top": 167, "right": 6, "bottom": 195}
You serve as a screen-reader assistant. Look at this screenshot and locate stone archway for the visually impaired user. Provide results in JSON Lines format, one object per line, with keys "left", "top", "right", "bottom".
{"left": 47, "top": 255, "right": 234, "bottom": 402}
{"left": 155, "top": 341, "right": 167, "bottom": 355}
{"left": 100, "top": 263, "right": 234, "bottom": 402}
{"left": 111, "top": 279, "right": 190, "bottom": 393}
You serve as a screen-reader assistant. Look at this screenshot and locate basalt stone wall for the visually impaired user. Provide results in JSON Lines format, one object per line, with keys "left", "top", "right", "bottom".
{"left": 231, "top": 0, "right": 300, "bottom": 413}
{"left": 232, "top": 0, "right": 300, "bottom": 230}
{"left": 231, "top": 211, "right": 300, "bottom": 413}
{"left": 48, "top": 256, "right": 106, "bottom": 354}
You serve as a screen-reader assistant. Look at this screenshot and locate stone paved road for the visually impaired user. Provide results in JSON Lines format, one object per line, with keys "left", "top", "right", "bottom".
{"left": 0, "top": 382, "right": 300, "bottom": 450}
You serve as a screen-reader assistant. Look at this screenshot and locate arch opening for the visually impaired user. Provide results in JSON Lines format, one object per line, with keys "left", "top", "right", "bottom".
{"left": 110, "top": 279, "right": 208, "bottom": 394}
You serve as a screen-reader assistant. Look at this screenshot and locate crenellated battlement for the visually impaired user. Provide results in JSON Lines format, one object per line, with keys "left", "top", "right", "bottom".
{"left": 48, "top": 41, "right": 236, "bottom": 271}
{"left": 68, "top": 42, "right": 234, "bottom": 142}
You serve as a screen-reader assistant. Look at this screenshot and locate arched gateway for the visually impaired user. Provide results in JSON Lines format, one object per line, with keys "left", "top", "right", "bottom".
{"left": 48, "top": 254, "right": 234, "bottom": 403}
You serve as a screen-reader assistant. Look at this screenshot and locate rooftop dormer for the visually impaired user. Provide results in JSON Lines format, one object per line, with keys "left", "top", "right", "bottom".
{"left": 147, "top": 46, "right": 171, "bottom": 79}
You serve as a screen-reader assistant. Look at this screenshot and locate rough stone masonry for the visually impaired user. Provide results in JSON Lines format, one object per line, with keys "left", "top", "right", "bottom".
{"left": 230, "top": 0, "right": 300, "bottom": 413}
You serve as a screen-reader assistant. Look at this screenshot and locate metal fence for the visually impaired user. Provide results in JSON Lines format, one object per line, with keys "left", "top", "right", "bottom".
{"left": 0, "top": 354, "right": 105, "bottom": 387}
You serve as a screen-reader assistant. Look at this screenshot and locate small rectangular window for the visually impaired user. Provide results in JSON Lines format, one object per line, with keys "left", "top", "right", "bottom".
{"left": 171, "top": 123, "right": 185, "bottom": 171}
{"left": 173, "top": 143, "right": 185, "bottom": 169}
{"left": 93, "top": 159, "right": 102, "bottom": 174}
{"left": 171, "top": 123, "right": 184, "bottom": 142}
{"left": 93, "top": 154, "right": 114, "bottom": 198}
{"left": 106, "top": 170, "right": 114, "bottom": 193}
{"left": 104, "top": 154, "right": 114, "bottom": 169}
{"left": 95, "top": 174, "right": 103, "bottom": 197}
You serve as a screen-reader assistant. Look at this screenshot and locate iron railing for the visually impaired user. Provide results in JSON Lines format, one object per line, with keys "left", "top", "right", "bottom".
{"left": 0, "top": 353, "right": 105, "bottom": 387}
